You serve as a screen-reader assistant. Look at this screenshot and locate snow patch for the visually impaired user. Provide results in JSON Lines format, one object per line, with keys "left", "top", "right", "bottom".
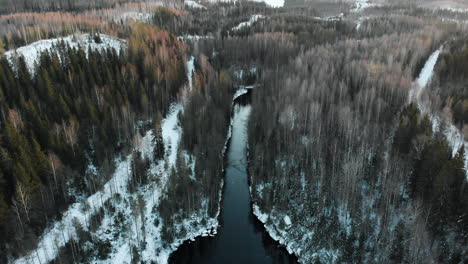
{"left": 351, "top": 0, "right": 379, "bottom": 12}
{"left": 416, "top": 49, "right": 441, "bottom": 91}
{"left": 408, "top": 47, "right": 468, "bottom": 180}
{"left": 14, "top": 131, "right": 152, "bottom": 264}
{"left": 232, "top": 14, "right": 265, "bottom": 31}
{"left": 186, "top": 56, "right": 195, "bottom": 91}
{"left": 162, "top": 104, "right": 183, "bottom": 167}
{"left": 14, "top": 54, "right": 210, "bottom": 264}
{"left": 356, "top": 16, "right": 369, "bottom": 30}
{"left": 186, "top": 0, "right": 206, "bottom": 9}
{"left": 177, "top": 35, "right": 214, "bottom": 41}
{"left": 5, "top": 34, "right": 124, "bottom": 75}
{"left": 207, "top": 0, "right": 284, "bottom": 8}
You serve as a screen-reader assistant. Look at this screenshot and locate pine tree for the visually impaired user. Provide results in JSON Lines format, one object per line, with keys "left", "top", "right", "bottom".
{"left": 153, "top": 112, "right": 165, "bottom": 162}
{"left": 0, "top": 40, "right": 4, "bottom": 56}
{"left": 153, "top": 125, "right": 165, "bottom": 162}
{"left": 30, "top": 137, "right": 50, "bottom": 182}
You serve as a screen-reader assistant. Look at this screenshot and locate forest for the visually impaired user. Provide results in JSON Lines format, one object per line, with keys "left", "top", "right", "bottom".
{"left": 0, "top": 0, "right": 467, "bottom": 263}
{"left": 0, "top": 19, "right": 188, "bottom": 261}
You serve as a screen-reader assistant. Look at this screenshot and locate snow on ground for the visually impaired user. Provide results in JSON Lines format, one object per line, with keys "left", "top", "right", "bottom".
{"left": 234, "top": 88, "right": 249, "bottom": 101}
{"left": 232, "top": 14, "right": 265, "bottom": 31}
{"left": 314, "top": 13, "right": 344, "bottom": 21}
{"left": 356, "top": 16, "right": 369, "bottom": 30}
{"left": 351, "top": 0, "right": 378, "bottom": 12}
{"left": 408, "top": 48, "right": 441, "bottom": 106}
{"left": 13, "top": 54, "right": 217, "bottom": 264}
{"left": 162, "top": 104, "right": 184, "bottom": 166}
{"left": 252, "top": 204, "right": 308, "bottom": 260}
{"left": 119, "top": 12, "right": 152, "bottom": 22}
{"left": 234, "top": 67, "right": 257, "bottom": 80}
{"left": 14, "top": 132, "right": 150, "bottom": 264}
{"left": 186, "top": 0, "right": 206, "bottom": 9}
{"left": 443, "top": 7, "right": 468, "bottom": 12}
{"left": 409, "top": 47, "right": 468, "bottom": 180}
{"left": 92, "top": 90, "right": 217, "bottom": 264}
{"left": 252, "top": 187, "right": 341, "bottom": 263}
{"left": 177, "top": 35, "right": 215, "bottom": 41}
{"left": 252, "top": 0, "right": 285, "bottom": 7}
{"left": 416, "top": 49, "right": 441, "bottom": 92}
{"left": 186, "top": 56, "right": 195, "bottom": 91}
{"left": 207, "top": 0, "right": 284, "bottom": 8}
{"left": 4, "top": 34, "right": 124, "bottom": 75}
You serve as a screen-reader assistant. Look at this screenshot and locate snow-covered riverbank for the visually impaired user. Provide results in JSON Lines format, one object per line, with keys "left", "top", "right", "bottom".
{"left": 11, "top": 48, "right": 223, "bottom": 263}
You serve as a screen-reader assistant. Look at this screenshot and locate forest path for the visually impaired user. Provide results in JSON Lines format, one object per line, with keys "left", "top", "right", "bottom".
{"left": 408, "top": 47, "right": 468, "bottom": 179}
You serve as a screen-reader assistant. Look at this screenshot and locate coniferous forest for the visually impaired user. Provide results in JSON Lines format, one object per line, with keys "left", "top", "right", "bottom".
{"left": 0, "top": 0, "right": 467, "bottom": 264}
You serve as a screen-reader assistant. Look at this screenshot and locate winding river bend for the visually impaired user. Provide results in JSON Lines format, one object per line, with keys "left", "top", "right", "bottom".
{"left": 170, "top": 95, "right": 296, "bottom": 263}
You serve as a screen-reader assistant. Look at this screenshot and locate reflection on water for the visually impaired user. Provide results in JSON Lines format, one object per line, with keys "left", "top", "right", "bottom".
{"left": 170, "top": 98, "right": 296, "bottom": 264}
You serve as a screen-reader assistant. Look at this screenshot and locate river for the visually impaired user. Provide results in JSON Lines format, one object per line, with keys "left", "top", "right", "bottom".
{"left": 170, "top": 95, "right": 296, "bottom": 263}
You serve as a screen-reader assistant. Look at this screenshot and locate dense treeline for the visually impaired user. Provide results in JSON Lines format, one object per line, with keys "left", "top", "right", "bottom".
{"left": 159, "top": 54, "right": 232, "bottom": 245}
{"left": 429, "top": 37, "right": 468, "bottom": 127}
{"left": 153, "top": 2, "right": 276, "bottom": 37}
{"left": 0, "top": 0, "right": 119, "bottom": 13}
{"left": 246, "top": 16, "right": 467, "bottom": 262}
{"left": 1, "top": 1, "right": 467, "bottom": 263}
{"left": 154, "top": 4, "right": 468, "bottom": 263}
{"left": 0, "top": 0, "right": 184, "bottom": 14}
{"left": 0, "top": 22, "right": 187, "bottom": 261}
{"left": 394, "top": 104, "right": 468, "bottom": 233}
{"left": 0, "top": 11, "right": 110, "bottom": 50}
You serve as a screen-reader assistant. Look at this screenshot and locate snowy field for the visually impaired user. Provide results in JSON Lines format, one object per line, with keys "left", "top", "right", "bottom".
{"left": 5, "top": 34, "right": 124, "bottom": 74}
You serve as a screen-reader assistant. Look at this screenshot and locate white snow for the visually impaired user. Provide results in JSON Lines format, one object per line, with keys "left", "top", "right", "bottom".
{"left": 207, "top": 0, "right": 284, "bottom": 8}
{"left": 13, "top": 54, "right": 218, "bottom": 264}
{"left": 234, "top": 67, "right": 257, "bottom": 80}
{"left": 5, "top": 34, "right": 124, "bottom": 75}
{"left": 408, "top": 48, "right": 441, "bottom": 106}
{"left": 233, "top": 85, "right": 255, "bottom": 101}
{"left": 186, "top": 56, "right": 195, "bottom": 91}
{"left": 119, "top": 12, "right": 152, "bottom": 22}
{"left": 14, "top": 132, "right": 151, "bottom": 264}
{"left": 233, "top": 88, "right": 249, "bottom": 101}
{"left": 252, "top": 204, "right": 303, "bottom": 258}
{"left": 408, "top": 47, "right": 468, "bottom": 180}
{"left": 177, "top": 35, "right": 215, "bottom": 41}
{"left": 337, "top": 205, "right": 353, "bottom": 236}
{"left": 186, "top": 0, "right": 206, "bottom": 9}
{"left": 416, "top": 49, "right": 441, "bottom": 91}
{"left": 253, "top": 0, "right": 284, "bottom": 8}
{"left": 162, "top": 104, "right": 183, "bottom": 166}
{"left": 356, "top": 16, "right": 369, "bottom": 30}
{"left": 351, "top": 0, "right": 378, "bottom": 12}
{"left": 312, "top": 13, "right": 344, "bottom": 22}
{"left": 283, "top": 215, "right": 292, "bottom": 226}
{"left": 232, "top": 14, "right": 265, "bottom": 31}
{"left": 253, "top": 204, "right": 269, "bottom": 223}
{"left": 437, "top": 6, "right": 468, "bottom": 13}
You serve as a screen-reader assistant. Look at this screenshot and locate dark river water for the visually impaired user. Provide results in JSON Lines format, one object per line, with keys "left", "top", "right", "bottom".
{"left": 170, "top": 98, "right": 297, "bottom": 264}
